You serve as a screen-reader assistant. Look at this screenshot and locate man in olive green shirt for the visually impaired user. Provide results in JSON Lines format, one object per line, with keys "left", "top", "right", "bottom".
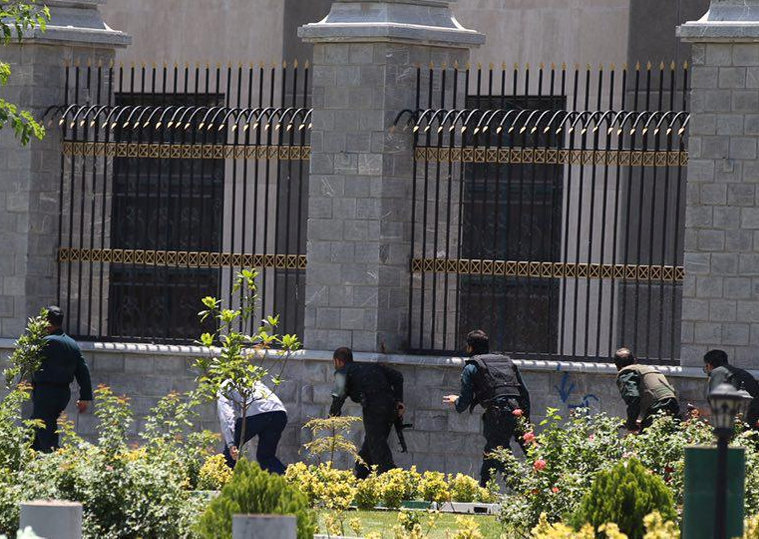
{"left": 703, "top": 349, "right": 759, "bottom": 429}
{"left": 614, "top": 348, "right": 679, "bottom": 432}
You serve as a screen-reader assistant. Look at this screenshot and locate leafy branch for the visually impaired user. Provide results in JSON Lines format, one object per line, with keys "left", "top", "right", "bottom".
{"left": 0, "top": 0, "right": 50, "bottom": 145}
{"left": 4, "top": 308, "right": 48, "bottom": 389}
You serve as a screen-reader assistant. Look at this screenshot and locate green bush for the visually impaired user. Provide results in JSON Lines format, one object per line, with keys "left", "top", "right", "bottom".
{"left": 571, "top": 458, "right": 676, "bottom": 539}
{"left": 196, "top": 459, "right": 317, "bottom": 539}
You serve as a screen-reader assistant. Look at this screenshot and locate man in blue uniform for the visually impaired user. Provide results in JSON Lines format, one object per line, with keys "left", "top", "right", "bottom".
{"left": 31, "top": 306, "right": 93, "bottom": 452}
{"left": 329, "top": 347, "right": 405, "bottom": 478}
{"left": 444, "top": 329, "right": 530, "bottom": 486}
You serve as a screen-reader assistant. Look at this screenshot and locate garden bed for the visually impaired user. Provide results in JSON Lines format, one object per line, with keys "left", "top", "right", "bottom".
{"left": 315, "top": 510, "right": 501, "bottom": 539}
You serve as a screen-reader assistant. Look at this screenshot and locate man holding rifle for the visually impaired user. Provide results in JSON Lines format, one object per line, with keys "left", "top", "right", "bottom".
{"left": 329, "top": 347, "right": 406, "bottom": 478}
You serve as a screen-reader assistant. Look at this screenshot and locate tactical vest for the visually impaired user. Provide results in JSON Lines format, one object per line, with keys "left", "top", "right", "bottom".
{"left": 344, "top": 363, "right": 393, "bottom": 404}
{"left": 465, "top": 354, "right": 523, "bottom": 409}
{"left": 618, "top": 364, "right": 676, "bottom": 416}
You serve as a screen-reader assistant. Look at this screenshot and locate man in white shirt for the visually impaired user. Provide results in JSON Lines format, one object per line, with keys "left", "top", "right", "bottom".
{"left": 217, "top": 380, "right": 288, "bottom": 473}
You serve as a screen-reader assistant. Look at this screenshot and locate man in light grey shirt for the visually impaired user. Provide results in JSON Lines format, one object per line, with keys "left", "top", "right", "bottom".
{"left": 217, "top": 380, "right": 288, "bottom": 472}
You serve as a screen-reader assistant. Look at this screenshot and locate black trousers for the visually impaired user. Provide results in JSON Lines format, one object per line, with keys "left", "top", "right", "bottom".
{"left": 355, "top": 398, "right": 396, "bottom": 479}
{"left": 31, "top": 387, "right": 71, "bottom": 453}
{"left": 480, "top": 406, "right": 517, "bottom": 487}
{"left": 223, "top": 410, "right": 288, "bottom": 474}
{"left": 640, "top": 397, "right": 680, "bottom": 431}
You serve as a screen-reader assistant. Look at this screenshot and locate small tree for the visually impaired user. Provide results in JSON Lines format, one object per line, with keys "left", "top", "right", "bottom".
{"left": 193, "top": 269, "right": 300, "bottom": 458}
{"left": 302, "top": 415, "right": 362, "bottom": 465}
{"left": 4, "top": 308, "right": 48, "bottom": 389}
{"left": 1, "top": 0, "right": 49, "bottom": 145}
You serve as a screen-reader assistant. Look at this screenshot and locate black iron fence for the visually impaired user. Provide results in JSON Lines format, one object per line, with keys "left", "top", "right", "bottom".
{"left": 50, "top": 61, "right": 311, "bottom": 343}
{"left": 400, "top": 62, "right": 689, "bottom": 363}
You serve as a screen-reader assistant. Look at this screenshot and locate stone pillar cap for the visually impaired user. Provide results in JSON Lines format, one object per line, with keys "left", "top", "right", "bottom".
{"left": 299, "top": 0, "right": 484, "bottom": 48}
{"left": 23, "top": 0, "right": 130, "bottom": 48}
{"left": 678, "top": 0, "right": 759, "bottom": 42}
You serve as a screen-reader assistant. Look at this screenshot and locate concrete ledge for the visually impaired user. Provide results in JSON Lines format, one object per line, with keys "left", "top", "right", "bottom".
{"left": 678, "top": 0, "right": 759, "bottom": 41}
{"left": 17, "top": 0, "right": 131, "bottom": 48}
{"left": 0, "top": 339, "right": 708, "bottom": 380}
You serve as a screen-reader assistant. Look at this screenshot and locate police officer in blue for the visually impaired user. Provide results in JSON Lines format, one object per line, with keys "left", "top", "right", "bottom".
{"left": 31, "top": 306, "right": 93, "bottom": 452}
{"left": 329, "top": 347, "right": 405, "bottom": 478}
{"left": 444, "top": 329, "right": 530, "bottom": 486}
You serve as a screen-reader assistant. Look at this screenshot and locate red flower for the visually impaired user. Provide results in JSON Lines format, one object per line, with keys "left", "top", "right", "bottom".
{"left": 552, "top": 486, "right": 560, "bottom": 493}
{"left": 533, "top": 459, "right": 547, "bottom": 471}
{"left": 588, "top": 434, "right": 595, "bottom": 441}
{"left": 512, "top": 409, "right": 524, "bottom": 417}
{"left": 523, "top": 432, "right": 536, "bottom": 444}
{"left": 664, "top": 466, "right": 674, "bottom": 475}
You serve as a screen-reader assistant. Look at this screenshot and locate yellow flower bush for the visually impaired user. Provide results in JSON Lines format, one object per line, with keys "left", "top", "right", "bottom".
{"left": 532, "top": 511, "right": 679, "bottom": 539}
{"left": 419, "top": 470, "right": 450, "bottom": 504}
{"left": 448, "top": 473, "right": 480, "bottom": 503}
{"left": 381, "top": 467, "right": 420, "bottom": 509}
{"left": 355, "top": 468, "right": 383, "bottom": 509}
{"left": 196, "top": 454, "right": 233, "bottom": 491}
{"left": 451, "top": 515, "right": 484, "bottom": 539}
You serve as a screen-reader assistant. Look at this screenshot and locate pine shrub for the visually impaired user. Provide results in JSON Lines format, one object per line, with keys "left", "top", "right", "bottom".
{"left": 196, "top": 459, "right": 317, "bottom": 539}
{"left": 571, "top": 458, "right": 676, "bottom": 539}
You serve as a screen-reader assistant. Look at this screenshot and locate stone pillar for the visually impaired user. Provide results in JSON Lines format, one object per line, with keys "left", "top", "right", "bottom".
{"left": 678, "top": 0, "right": 759, "bottom": 367}
{"left": 232, "top": 514, "right": 296, "bottom": 539}
{"left": 299, "top": 0, "right": 483, "bottom": 352}
{"left": 20, "top": 500, "right": 83, "bottom": 539}
{"left": 0, "top": 0, "right": 129, "bottom": 337}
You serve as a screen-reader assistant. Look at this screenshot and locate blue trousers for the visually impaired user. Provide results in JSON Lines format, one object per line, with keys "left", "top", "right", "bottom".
{"left": 223, "top": 410, "right": 287, "bottom": 474}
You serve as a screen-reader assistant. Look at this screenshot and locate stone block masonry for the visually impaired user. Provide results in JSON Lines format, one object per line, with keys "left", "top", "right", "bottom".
{"left": 299, "top": 0, "right": 484, "bottom": 353}
{"left": 0, "top": 340, "right": 709, "bottom": 474}
{"left": 679, "top": 2, "right": 759, "bottom": 368}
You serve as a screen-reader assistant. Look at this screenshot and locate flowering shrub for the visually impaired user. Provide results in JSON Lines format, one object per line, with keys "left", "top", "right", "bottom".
{"left": 448, "top": 473, "right": 479, "bottom": 503}
{"left": 494, "top": 407, "right": 723, "bottom": 535}
{"left": 418, "top": 471, "right": 450, "bottom": 504}
{"left": 0, "top": 382, "right": 219, "bottom": 538}
{"left": 354, "top": 469, "right": 383, "bottom": 509}
{"left": 532, "top": 511, "right": 678, "bottom": 539}
{"left": 381, "top": 467, "right": 421, "bottom": 509}
{"left": 197, "top": 454, "right": 233, "bottom": 491}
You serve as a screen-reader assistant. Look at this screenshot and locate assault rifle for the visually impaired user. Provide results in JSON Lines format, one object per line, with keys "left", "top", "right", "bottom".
{"left": 394, "top": 416, "right": 413, "bottom": 453}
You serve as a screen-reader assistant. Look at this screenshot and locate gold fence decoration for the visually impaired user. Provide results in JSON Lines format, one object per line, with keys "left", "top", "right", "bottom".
{"left": 411, "top": 258, "right": 684, "bottom": 283}
{"left": 414, "top": 147, "right": 688, "bottom": 167}
{"left": 58, "top": 248, "right": 307, "bottom": 270}
{"left": 62, "top": 141, "right": 311, "bottom": 160}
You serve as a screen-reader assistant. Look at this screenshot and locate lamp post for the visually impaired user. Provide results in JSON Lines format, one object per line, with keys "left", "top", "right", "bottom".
{"left": 707, "top": 383, "right": 752, "bottom": 539}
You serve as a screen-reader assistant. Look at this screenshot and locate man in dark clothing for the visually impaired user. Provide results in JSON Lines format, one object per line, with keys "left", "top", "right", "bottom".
{"left": 614, "top": 347, "right": 679, "bottom": 432}
{"left": 329, "top": 347, "right": 405, "bottom": 479}
{"left": 31, "top": 306, "right": 93, "bottom": 452}
{"left": 703, "top": 349, "right": 759, "bottom": 429}
{"left": 443, "top": 330, "right": 530, "bottom": 487}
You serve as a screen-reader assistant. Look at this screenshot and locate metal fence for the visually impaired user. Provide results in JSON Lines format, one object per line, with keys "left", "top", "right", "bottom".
{"left": 400, "top": 62, "right": 690, "bottom": 363}
{"left": 51, "top": 61, "right": 311, "bottom": 343}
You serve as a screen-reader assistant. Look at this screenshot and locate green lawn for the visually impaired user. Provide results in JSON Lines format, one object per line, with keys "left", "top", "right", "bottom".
{"left": 317, "top": 509, "right": 502, "bottom": 538}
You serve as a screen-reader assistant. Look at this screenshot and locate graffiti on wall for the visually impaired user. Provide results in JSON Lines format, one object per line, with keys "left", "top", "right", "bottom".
{"left": 553, "top": 365, "right": 600, "bottom": 410}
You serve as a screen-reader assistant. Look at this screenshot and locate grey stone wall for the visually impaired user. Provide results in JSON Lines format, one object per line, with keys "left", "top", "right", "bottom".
{"left": 0, "top": 340, "right": 708, "bottom": 474}
{"left": 0, "top": 0, "right": 128, "bottom": 339}
{"left": 678, "top": 6, "right": 759, "bottom": 368}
